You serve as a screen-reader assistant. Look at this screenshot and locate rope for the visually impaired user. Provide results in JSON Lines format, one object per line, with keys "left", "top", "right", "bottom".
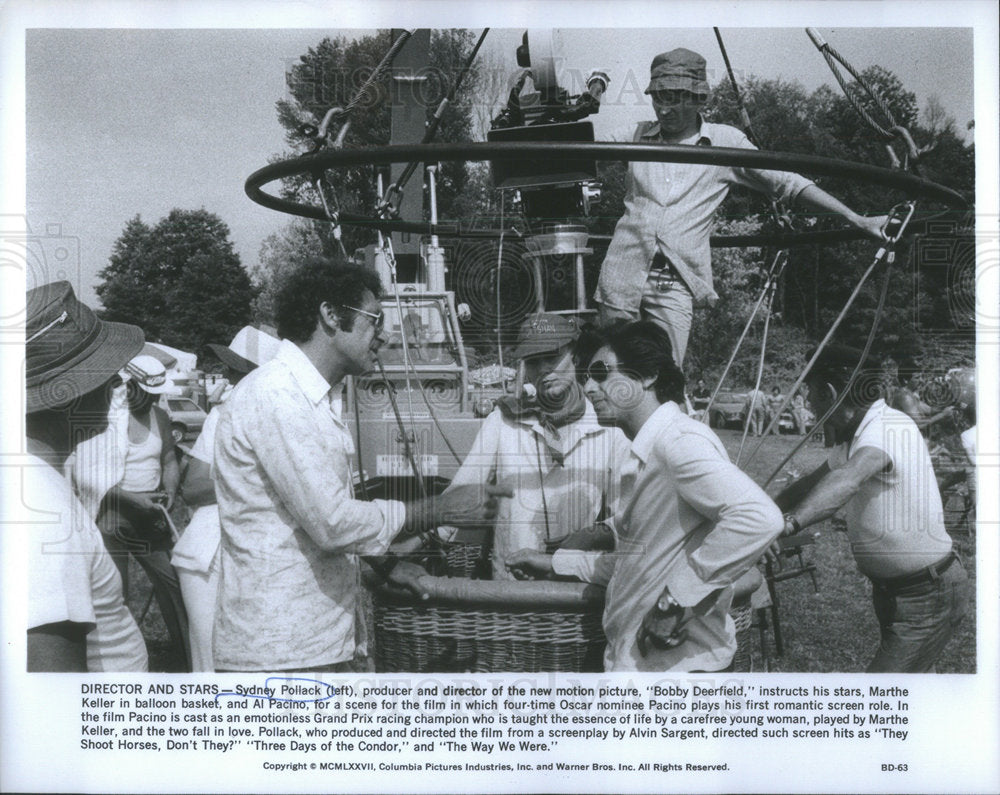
{"left": 495, "top": 193, "right": 507, "bottom": 384}
{"left": 714, "top": 28, "right": 794, "bottom": 231}
{"left": 343, "top": 30, "right": 415, "bottom": 117}
{"left": 806, "top": 28, "right": 898, "bottom": 142}
{"left": 700, "top": 250, "right": 787, "bottom": 425}
{"left": 763, "top": 260, "right": 894, "bottom": 488}
{"left": 351, "top": 379, "right": 370, "bottom": 500}
{"left": 735, "top": 276, "right": 779, "bottom": 465}
{"left": 713, "top": 28, "right": 761, "bottom": 149}
{"left": 742, "top": 201, "right": 915, "bottom": 466}
{"left": 383, "top": 28, "right": 490, "bottom": 214}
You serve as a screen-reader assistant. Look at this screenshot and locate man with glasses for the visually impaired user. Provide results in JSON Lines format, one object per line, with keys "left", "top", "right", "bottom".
{"left": 509, "top": 321, "right": 782, "bottom": 672}
{"left": 212, "top": 259, "right": 508, "bottom": 672}
{"left": 596, "top": 48, "right": 886, "bottom": 365}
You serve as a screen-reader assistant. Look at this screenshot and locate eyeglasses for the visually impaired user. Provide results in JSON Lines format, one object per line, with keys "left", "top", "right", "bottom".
{"left": 342, "top": 305, "right": 385, "bottom": 333}
{"left": 650, "top": 90, "right": 698, "bottom": 106}
{"left": 586, "top": 360, "right": 619, "bottom": 384}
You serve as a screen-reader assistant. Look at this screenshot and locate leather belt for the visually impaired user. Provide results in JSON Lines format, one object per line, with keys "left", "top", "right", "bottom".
{"left": 871, "top": 551, "right": 957, "bottom": 591}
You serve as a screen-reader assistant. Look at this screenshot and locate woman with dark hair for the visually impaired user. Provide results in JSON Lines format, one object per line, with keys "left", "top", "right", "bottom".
{"left": 509, "top": 320, "right": 782, "bottom": 672}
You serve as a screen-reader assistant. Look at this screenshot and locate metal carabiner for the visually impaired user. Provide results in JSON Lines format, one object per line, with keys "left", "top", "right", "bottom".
{"left": 875, "top": 201, "right": 916, "bottom": 264}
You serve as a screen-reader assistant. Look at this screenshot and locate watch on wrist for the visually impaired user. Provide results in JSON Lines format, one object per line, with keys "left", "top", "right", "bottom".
{"left": 783, "top": 513, "right": 803, "bottom": 535}
{"left": 656, "top": 590, "right": 680, "bottom": 613}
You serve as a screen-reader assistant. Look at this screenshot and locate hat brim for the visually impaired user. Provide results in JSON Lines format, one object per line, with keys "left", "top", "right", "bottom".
{"left": 26, "top": 319, "right": 144, "bottom": 412}
{"left": 512, "top": 335, "right": 576, "bottom": 361}
{"left": 645, "top": 76, "right": 709, "bottom": 95}
{"left": 208, "top": 343, "right": 257, "bottom": 374}
{"left": 135, "top": 380, "right": 177, "bottom": 395}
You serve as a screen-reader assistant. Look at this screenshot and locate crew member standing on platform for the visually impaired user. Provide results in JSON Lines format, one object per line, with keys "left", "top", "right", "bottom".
{"left": 595, "top": 47, "right": 887, "bottom": 365}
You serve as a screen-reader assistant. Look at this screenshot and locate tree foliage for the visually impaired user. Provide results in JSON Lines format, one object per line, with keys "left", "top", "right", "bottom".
{"left": 273, "top": 29, "right": 483, "bottom": 254}
{"left": 97, "top": 209, "right": 255, "bottom": 360}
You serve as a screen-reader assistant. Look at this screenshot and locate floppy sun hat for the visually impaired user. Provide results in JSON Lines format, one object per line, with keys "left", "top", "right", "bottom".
{"left": 207, "top": 325, "right": 281, "bottom": 374}
{"left": 26, "top": 280, "right": 144, "bottom": 412}
{"left": 645, "top": 47, "right": 710, "bottom": 96}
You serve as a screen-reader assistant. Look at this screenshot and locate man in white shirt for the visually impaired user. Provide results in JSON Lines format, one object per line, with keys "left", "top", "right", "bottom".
{"left": 509, "top": 321, "right": 782, "bottom": 672}
{"left": 213, "top": 259, "right": 508, "bottom": 672}
{"left": 773, "top": 344, "right": 969, "bottom": 671}
{"left": 24, "top": 280, "right": 148, "bottom": 672}
{"left": 596, "top": 48, "right": 887, "bottom": 364}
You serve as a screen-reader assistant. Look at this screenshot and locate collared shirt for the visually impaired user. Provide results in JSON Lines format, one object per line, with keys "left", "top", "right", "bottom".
{"left": 213, "top": 339, "right": 405, "bottom": 671}
{"left": 596, "top": 119, "right": 815, "bottom": 311}
{"left": 826, "top": 400, "right": 951, "bottom": 579}
{"left": 601, "top": 402, "right": 782, "bottom": 672}
{"left": 447, "top": 403, "right": 631, "bottom": 580}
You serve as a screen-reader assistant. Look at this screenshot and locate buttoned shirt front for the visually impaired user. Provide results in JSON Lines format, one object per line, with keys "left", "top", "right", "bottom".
{"left": 447, "top": 403, "right": 631, "bottom": 580}
{"left": 213, "top": 339, "right": 404, "bottom": 671}
{"left": 601, "top": 401, "right": 782, "bottom": 672}
{"left": 596, "top": 119, "right": 815, "bottom": 312}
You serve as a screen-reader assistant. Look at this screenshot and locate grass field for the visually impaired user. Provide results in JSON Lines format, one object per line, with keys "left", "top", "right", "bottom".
{"left": 130, "top": 428, "right": 977, "bottom": 674}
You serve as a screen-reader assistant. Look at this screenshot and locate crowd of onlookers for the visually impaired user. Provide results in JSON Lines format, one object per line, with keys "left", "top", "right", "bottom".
{"left": 25, "top": 262, "right": 973, "bottom": 676}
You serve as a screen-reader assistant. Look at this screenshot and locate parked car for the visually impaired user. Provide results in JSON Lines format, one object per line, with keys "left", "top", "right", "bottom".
{"left": 705, "top": 390, "right": 748, "bottom": 429}
{"left": 158, "top": 394, "right": 208, "bottom": 443}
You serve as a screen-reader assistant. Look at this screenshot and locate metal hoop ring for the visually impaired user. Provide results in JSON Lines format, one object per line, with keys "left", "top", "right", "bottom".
{"left": 246, "top": 141, "right": 968, "bottom": 246}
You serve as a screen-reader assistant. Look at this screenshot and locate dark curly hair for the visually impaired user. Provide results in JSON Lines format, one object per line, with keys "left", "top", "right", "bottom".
{"left": 604, "top": 320, "right": 685, "bottom": 404}
{"left": 275, "top": 258, "right": 384, "bottom": 343}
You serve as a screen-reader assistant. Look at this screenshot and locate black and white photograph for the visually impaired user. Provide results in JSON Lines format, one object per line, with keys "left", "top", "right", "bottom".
{"left": 2, "top": 1, "right": 997, "bottom": 793}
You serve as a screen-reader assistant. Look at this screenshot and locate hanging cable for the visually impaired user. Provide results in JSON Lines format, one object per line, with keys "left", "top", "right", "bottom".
{"left": 380, "top": 28, "right": 490, "bottom": 217}
{"left": 351, "top": 379, "right": 370, "bottom": 500}
{"left": 742, "top": 201, "right": 915, "bottom": 466}
{"left": 763, "top": 257, "right": 895, "bottom": 489}
{"left": 700, "top": 250, "right": 787, "bottom": 424}
{"left": 735, "top": 274, "right": 779, "bottom": 465}
{"left": 495, "top": 192, "right": 507, "bottom": 387}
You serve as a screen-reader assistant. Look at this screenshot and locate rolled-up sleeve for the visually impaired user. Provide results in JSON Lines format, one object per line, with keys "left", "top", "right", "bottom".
{"left": 664, "top": 431, "right": 783, "bottom": 606}
{"left": 727, "top": 131, "right": 815, "bottom": 206}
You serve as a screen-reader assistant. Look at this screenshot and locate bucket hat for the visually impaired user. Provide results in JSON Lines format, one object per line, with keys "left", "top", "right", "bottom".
{"left": 26, "top": 281, "right": 144, "bottom": 412}
{"left": 645, "top": 48, "right": 710, "bottom": 95}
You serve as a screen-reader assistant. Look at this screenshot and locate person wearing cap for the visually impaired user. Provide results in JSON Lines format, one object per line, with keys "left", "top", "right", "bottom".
{"left": 446, "top": 312, "right": 631, "bottom": 580}
{"left": 508, "top": 321, "right": 783, "bottom": 672}
{"left": 23, "top": 280, "right": 148, "bottom": 671}
{"left": 596, "top": 47, "right": 887, "bottom": 365}
{"left": 771, "top": 344, "right": 969, "bottom": 671}
{"left": 95, "top": 353, "right": 189, "bottom": 670}
{"left": 212, "top": 258, "right": 508, "bottom": 672}
{"left": 171, "top": 326, "right": 280, "bottom": 671}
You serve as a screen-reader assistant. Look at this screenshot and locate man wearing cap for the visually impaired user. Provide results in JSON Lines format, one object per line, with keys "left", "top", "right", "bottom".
{"left": 508, "top": 321, "right": 783, "bottom": 672}
{"left": 212, "top": 259, "right": 508, "bottom": 672}
{"left": 171, "top": 326, "right": 280, "bottom": 671}
{"left": 96, "top": 353, "right": 189, "bottom": 670}
{"left": 23, "top": 281, "right": 148, "bottom": 671}
{"left": 772, "top": 344, "right": 969, "bottom": 671}
{"left": 597, "top": 47, "right": 887, "bottom": 365}
{"left": 446, "top": 313, "right": 631, "bottom": 580}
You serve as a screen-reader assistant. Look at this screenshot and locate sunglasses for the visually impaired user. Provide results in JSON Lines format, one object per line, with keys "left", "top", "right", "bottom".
{"left": 586, "top": 360, "right": 619, "bottom": 384}
{"left": 342, "top": 305, "right": 385, "bottom": 333}
{"left": 650, "top": 90, "right": 699, "bottom": 106}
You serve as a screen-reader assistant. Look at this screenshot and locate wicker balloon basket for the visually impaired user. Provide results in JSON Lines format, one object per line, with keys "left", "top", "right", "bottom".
{"left": 373, "top": 538, "right": 607, "bottom": 673}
